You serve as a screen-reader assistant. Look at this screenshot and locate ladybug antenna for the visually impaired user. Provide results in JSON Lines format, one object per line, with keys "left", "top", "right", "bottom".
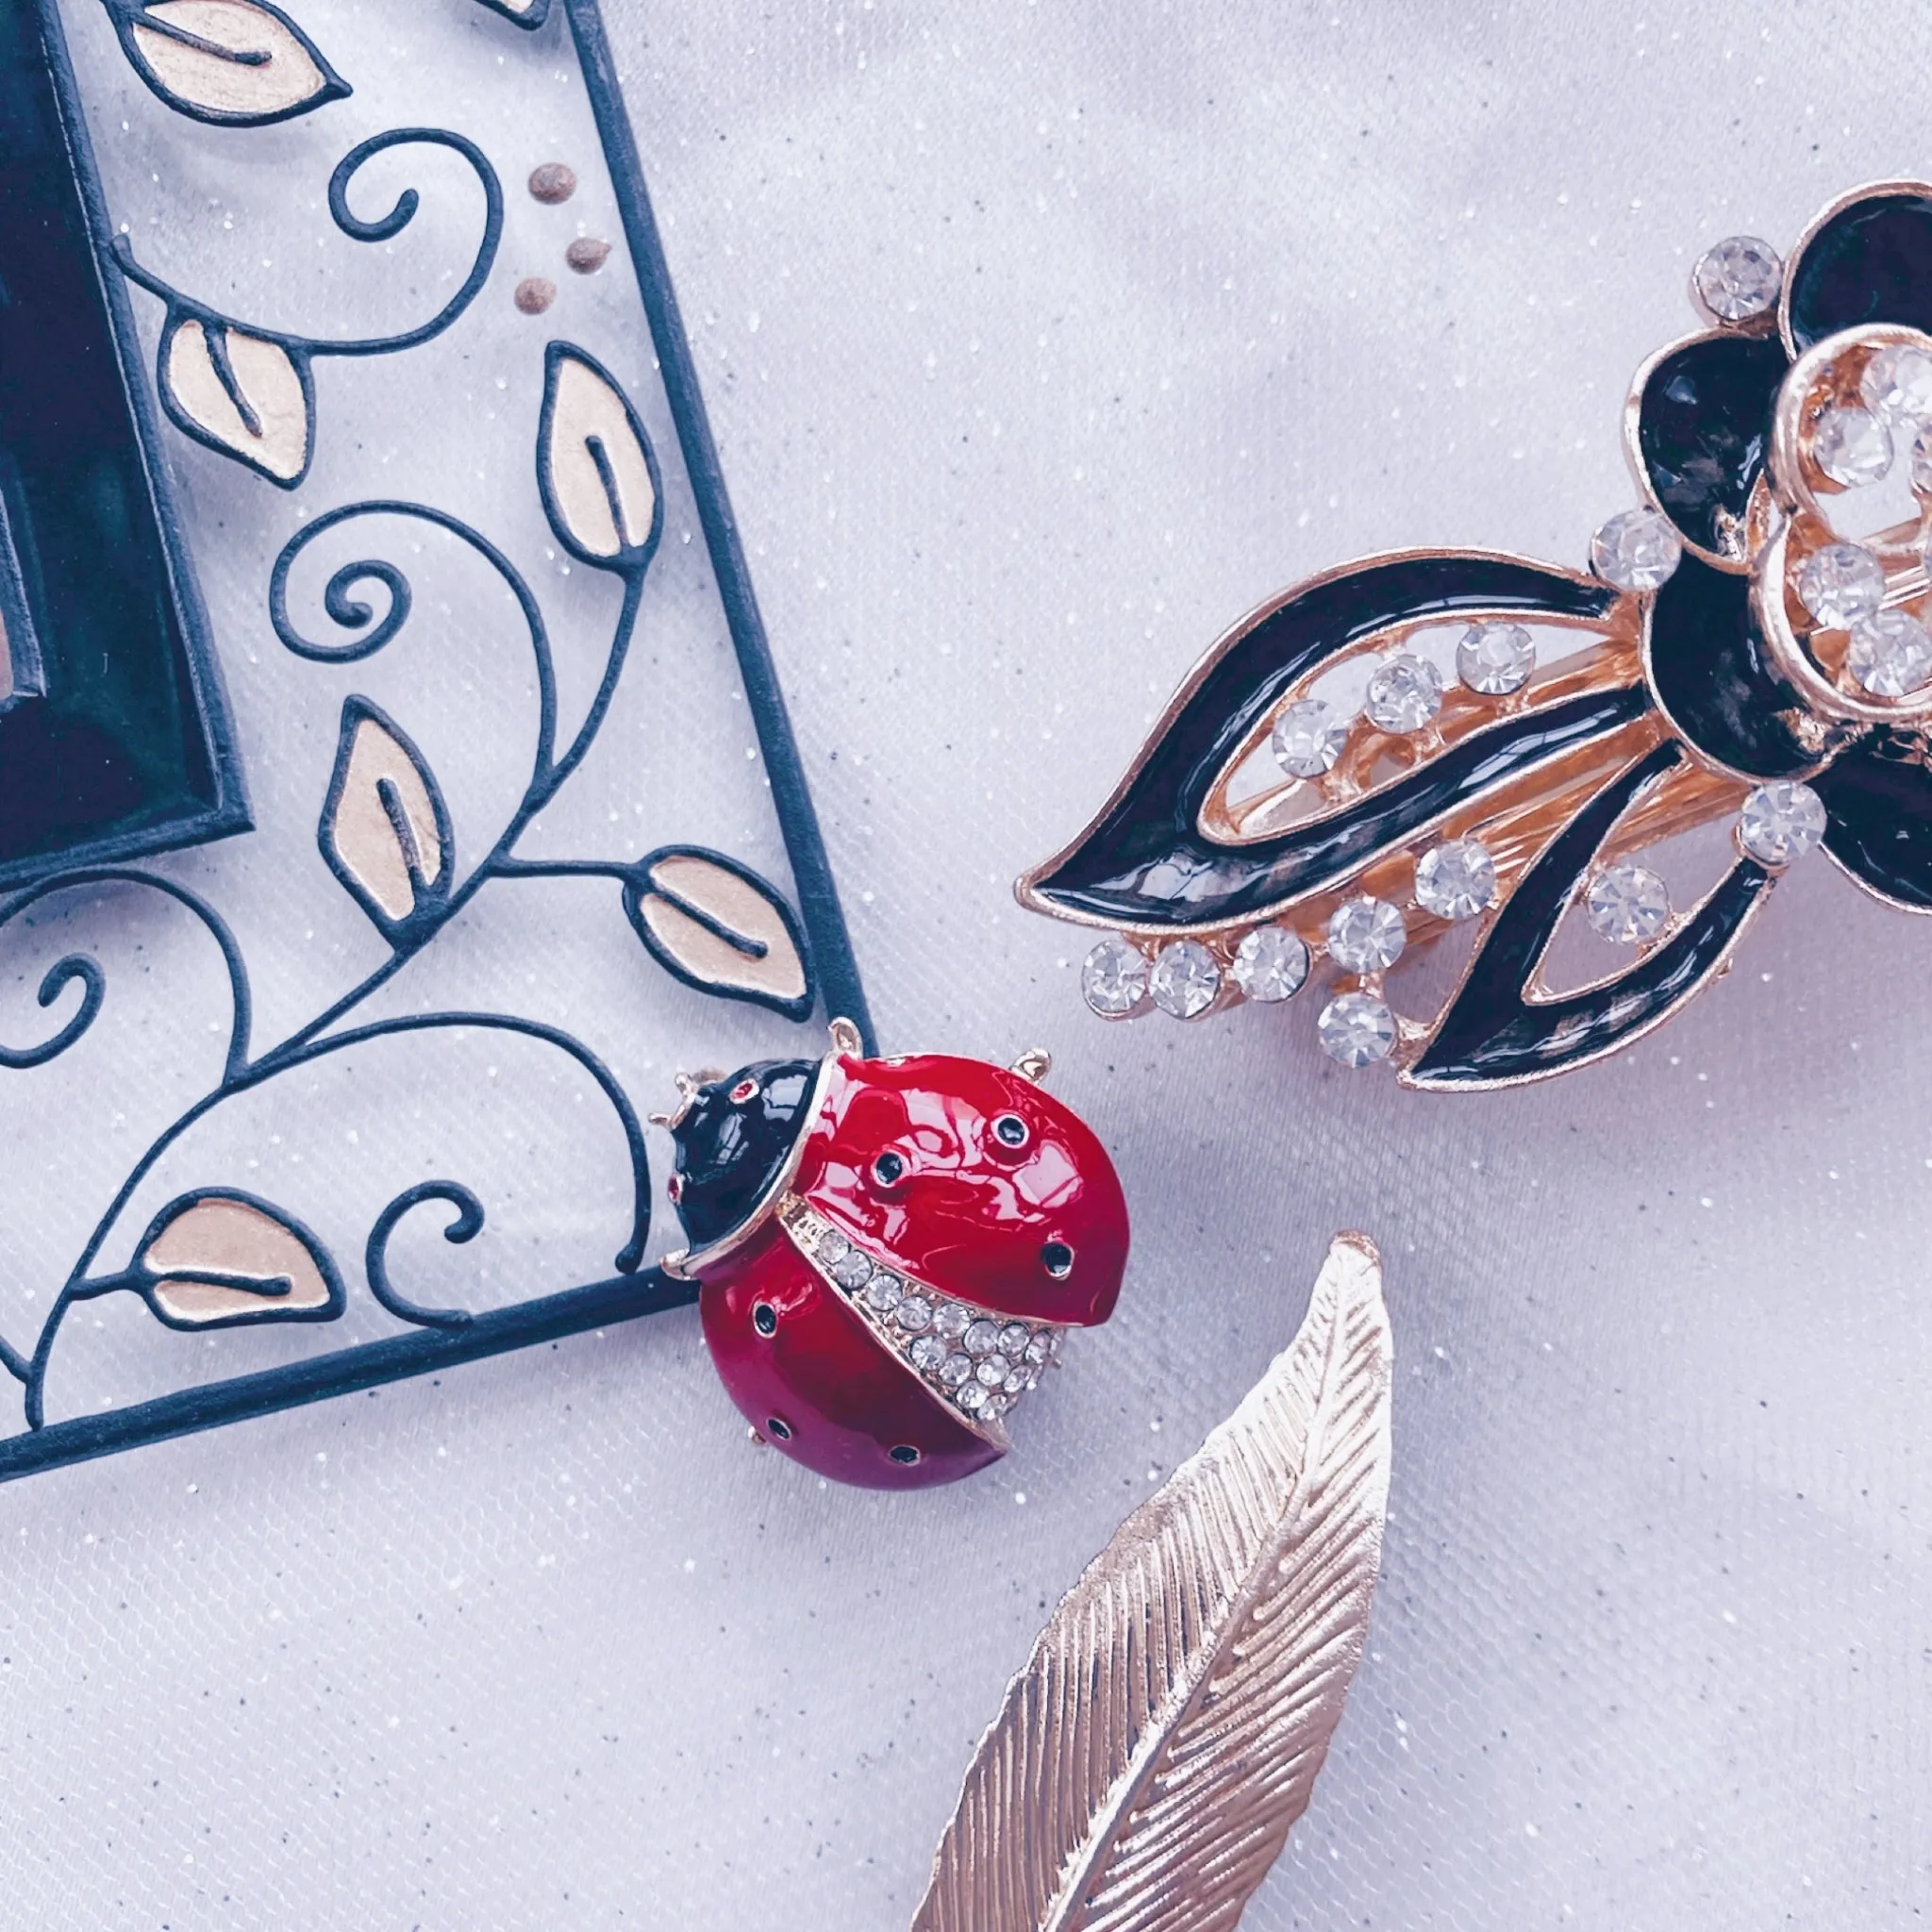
{"left": 827, "top": 1016, "right": 865, "bottom": 1057}
{"left": 648, "top": 1067, "right": 722, "bottom": 1130}
{"left": 1011, "top": 1047, "right": 1053, "bottom": 1084}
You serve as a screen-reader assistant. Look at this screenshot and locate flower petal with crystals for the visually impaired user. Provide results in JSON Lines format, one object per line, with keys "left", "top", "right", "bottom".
{"left": 1643, "top": 556, "right": 1820, "bottom": 779}
{"left": 1812, "top": 730, "right": 1932, "bottom": 912}
{"left": 1784, "top": 185, "right": 1932, "bottom": 354}
{"left": 1632, "top": 332, "right": 1789, "bottom": 563}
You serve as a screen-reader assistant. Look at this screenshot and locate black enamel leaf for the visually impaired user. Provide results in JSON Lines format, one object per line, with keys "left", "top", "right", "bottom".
{"left": 1635, "top": 333, "right": 1788, "bottom": 559}
{"left": 1644, "top": 554, "right": 1817, "bottom": 780}
{"left": 1812, "top": 730, "right": 1932, "bottom": 911}
{"left": 1787, "top": 190, "right": 1932, "bottom": 351}
{"left": 1024, "top": 554, "right": 1628, "bottom": 930}
{"left": 1408, "top": 742, "right": 1775, "bottom": 1090}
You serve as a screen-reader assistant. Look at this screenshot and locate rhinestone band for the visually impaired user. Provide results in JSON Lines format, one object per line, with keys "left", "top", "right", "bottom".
{"left": 778, "top": 1196, "right": 1064, "bottom": 1438}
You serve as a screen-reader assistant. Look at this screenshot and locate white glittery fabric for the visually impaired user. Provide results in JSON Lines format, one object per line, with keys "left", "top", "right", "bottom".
{"left": 5, "top": 1, "right": 1931, "bottom": 1924}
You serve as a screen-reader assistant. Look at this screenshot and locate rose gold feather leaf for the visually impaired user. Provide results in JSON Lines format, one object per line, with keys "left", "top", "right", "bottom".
{"left": 912, "top": 1231, "right": 1392, "bottom": 1932}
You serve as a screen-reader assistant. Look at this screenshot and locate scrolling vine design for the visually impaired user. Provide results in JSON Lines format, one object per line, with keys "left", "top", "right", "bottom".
{"left": 113, "top": 125, "right": 505, "bottom": 488}
{"left": 0, "top": 334, "right": 817, "bottom": 1432}
{"left": 0, "top": 0, "right": 865, "bottom": 1476}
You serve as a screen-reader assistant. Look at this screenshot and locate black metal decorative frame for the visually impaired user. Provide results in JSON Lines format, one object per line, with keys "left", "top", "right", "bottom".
{"left": 0, "top": 0, "right": 874, "bottom": 1482}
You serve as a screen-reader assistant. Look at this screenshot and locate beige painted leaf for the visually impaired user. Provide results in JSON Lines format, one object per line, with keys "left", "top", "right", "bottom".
{"left": 125, "top": 1, "right": 348, "bottom": 125}
{"left": 913, "top": 1232, "right": 1393, "bottom": 1932}
{"left": 320, "top": 698, "right": 451, "bottom": 936}
{"left": 162, "top": 318, "right": 310, "bottom": 483}
{"left": 625, "top": 848, "right": 811, "bottom": 1018}
{"left": 539, "top": 345, "right": 659, "bottom": 565}
{"left": 138, "top": 1191, "right": 341, "bottom": 1327}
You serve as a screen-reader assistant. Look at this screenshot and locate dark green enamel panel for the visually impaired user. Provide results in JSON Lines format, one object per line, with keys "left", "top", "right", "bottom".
{"left": 0, "top": 3, "right": 245, "bottom": 884}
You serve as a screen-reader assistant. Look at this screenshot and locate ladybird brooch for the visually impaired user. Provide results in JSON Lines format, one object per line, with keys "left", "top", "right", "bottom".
{"left": 1020, "top": 180, "right": 1932, "bottom": 1091}
{"left": 658, "top": 1021, "right": 1129, "bottom": 1489}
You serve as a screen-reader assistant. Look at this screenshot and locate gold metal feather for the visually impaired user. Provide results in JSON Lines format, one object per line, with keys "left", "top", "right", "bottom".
{"left": 911, "top": 1231, "right": 1392, "bottom": 1932}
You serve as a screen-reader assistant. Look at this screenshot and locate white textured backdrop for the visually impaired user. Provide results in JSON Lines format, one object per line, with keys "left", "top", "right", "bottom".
{"left": 4, "top": 0, "right": 1930, "bottom": 1924}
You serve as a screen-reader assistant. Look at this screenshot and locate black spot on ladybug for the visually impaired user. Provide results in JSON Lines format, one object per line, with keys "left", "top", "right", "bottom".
{"left": 766, "top": 1416, "right": 793, "bottom": 1441}
{"left": 1041, "top": 1240, "right": 1074, "bottom": 1277}
{"left": 992, "top": 1112, "right": 1030, "bottom": 1148}
{"left": 753, "top": 1301, "right": 778, "bottom": 1337}
{"left": 872, "top": 1150, "right": 906, "bottom": 1186}
{"left": 889, "top": 1443, "right": 922, "bottom": 1465}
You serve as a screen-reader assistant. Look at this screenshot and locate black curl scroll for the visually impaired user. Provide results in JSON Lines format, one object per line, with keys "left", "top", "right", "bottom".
{"left": 0, "top": 957, "right": 104, "bottom": 1071}
{"left": 365, "top": 1181, "right": 482, "bottom": 1329}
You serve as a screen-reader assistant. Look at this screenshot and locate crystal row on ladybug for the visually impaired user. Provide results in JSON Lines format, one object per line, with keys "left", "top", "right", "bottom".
{"left": 1020, "top": 181, "right": 1932, "bottom": 1091}
{"left": 780, "top": 1197, "right": 1064, "bottom": 1435}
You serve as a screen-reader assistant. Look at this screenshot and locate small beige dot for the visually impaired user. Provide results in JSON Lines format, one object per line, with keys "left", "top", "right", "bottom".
{"left": 565, "top": 236, "right": 611, "bottom": 275}
{"left": 514, "top": 276, "right": 556, "bottom": 315}
{"left": 527, "top": 162, "right": 576, "bottom": 205}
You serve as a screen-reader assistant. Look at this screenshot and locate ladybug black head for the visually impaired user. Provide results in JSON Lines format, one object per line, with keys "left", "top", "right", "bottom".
{"left": 666, "top": 1059, "right": 816, "bottom": 1250}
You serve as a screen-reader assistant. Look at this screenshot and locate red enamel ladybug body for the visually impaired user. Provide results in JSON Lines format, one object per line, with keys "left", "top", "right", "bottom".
{"left": 664, "top": 1032, "right": 1129, "bottom": 1490}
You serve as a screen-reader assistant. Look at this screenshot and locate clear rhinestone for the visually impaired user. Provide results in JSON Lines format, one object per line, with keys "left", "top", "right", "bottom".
{"left": 1326, "top": 896, "right": 1407, "bottom": 974}
{"left": 1270, "top": 697, "right": 1349, "bottom": 778}
{"left": 981, "top": 1392, "right": 1010, "bottom": 1421}
{"left": 1862, "top": 342, "right": 1932, "bottom": 425}
{"left": 1081, "top": 936, "right": 1148, "bottom": 1018}
{"left": 894, "top": 1295, "right": 934, "bottom": 1333}
{"left": 1024, "top": 1331, "right": 1052, "bottom": 1367}
{"left": 1149, "top": 940, "right": 1221, "bottom": 1020}
{"left": 1456, "top": 621, "right": 1536, "bottom": 695}
{"left": 933, "top": 1303, "right": 970, "bottom": 1341}
{"left": 957, "top": 1381, "right": 988, "bottom": 1413}
{"left": 1414, "top": 839, "right": 1497, "bottom": 921}
{"left": 1047, "top": 1330, "right": 1065, "bottom": 1363}
{"left": 1586, "top": 862, "right": 1672, "bottom": 944}
{"left": 1848, "top": 608, "right": 1932, "bottom": 695}
{"left": 938, "top": 1352, "right": 974, "bottom": 1389}
{"left": 908, "top": 1334, "right": 947, "bottom": 1372}
{"left": 964, "top": 1318, "right": 1000, "bottom": 1357}
{"left": 1591, "top": 508, "right": 1682, "bottom": 591}
{"left": 1006, "top": 1363, "right": 1037, "bottom": 1393}
{"left": 976, "top": 1356, "right": 1010, "bottom": 1388}
{"left": 1913, "top": 425, "right": 1932, "bottom": 497}
{"left": 1230, "top": 925, "right": 1309, "bottom": 1003}
{"left": 814, "top": 1227, "right": 850, "bottom": 1266}
{"left": 863, "top": 1273, "right": 904, "bottom": 1313}
{"left": 1363, "top": 654, "right": 1442, "bottom": 733}
{"left": 998, "top": 1323, "right": 1031, "bottom": 1357}
{"left": 1316, "top": 991, "right": 1396, "bottom": 1068}
{"left": 1737, "top": 782, "right": 1827, "bottom": 866}
{"left": 830, "top": 1247, "right": 873, "bottom": 1291}
{"left": 1690, "top": 235, "right": 1782, "bottom": 323}
{"left": 1812, "top": 406, "right": 1893, "bottom": 487}
{"left": 1796, "top": 541, "right": 1887, "bottom": 628}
